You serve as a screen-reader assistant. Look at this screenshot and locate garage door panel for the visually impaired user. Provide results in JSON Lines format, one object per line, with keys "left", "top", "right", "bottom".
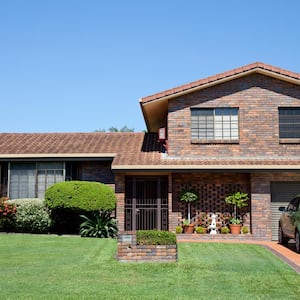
{"left": 271, "top": 182, "right": 300, "bottom": 241}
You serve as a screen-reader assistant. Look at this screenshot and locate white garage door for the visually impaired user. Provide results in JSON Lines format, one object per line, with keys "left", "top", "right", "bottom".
{"left": 271, "top": 182, "right": 300, "bottom": 240}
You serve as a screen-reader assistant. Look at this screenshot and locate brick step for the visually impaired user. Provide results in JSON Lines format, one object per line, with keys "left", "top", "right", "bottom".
{"left": 176, "top": 233, "right": 254, "bottom": 241}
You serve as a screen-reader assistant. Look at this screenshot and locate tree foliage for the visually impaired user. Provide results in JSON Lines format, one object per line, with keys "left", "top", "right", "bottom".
{"left": 94, "top": 125, "right": 134, "bottom": 132}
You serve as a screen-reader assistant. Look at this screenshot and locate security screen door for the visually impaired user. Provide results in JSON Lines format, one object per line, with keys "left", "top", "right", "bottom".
{"left": 125, "top": 176, "right": 168, "bottom": 231}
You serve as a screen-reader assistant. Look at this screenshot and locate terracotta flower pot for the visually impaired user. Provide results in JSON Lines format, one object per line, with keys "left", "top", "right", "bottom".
{"left": 183, "top": 224, "right": 195, "bottom": 234}
{"left": 230, "top": 224, "right": 241, "bottom": 234}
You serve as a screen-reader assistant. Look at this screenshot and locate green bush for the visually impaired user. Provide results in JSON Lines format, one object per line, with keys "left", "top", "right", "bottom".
{"left": 195, "top": 226, "right": 206, "bottom": 234}
{"left": 80, "top": 211, "right": 118, "bottom": 238}
{"left": 175, "top": 225, "right": 182, "bottom": 234}
{"left": 45, "top": 181, "right": 116, "bottom": 211}
{"left": 137, "top": 230, "right": 177, "bottom": 245}
{"left": 49, "top": 208, "right": 86, "bottom": 234}
{"left": 242, "top": 226, "right": 249, "bottom": 234}
{"left": 8, "top": 199, "right": 51, "bottom": 233}
{"left": 0, "top": 197, "right": 16, "bottom": 232}
{"left": 221, "top": 226, "right": 230, "bottom": 234}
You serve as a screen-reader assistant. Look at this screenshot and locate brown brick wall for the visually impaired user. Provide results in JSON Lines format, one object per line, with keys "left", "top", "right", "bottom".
{"left": 116, "top": 233, "right": 177, "bottom": 262}
{"left": 168, "top": 173, "right": 182, "bottom": 231}
{"left": 251, "top": 172, "right": 300, "bottom": 240}
{"left": 115, "top": 173, "right": 125, "bottom": 232}
{"left": 170, "top": 172, "right": 251, "bottom": 231}
{"left": 167, "top": 74, "right": 300, "bottom": 157}
{"left": 74, "top": 161, "right": 114, "bottom": 184}
{"left": 114, "top": 171, "right": 300, "bottom": 240}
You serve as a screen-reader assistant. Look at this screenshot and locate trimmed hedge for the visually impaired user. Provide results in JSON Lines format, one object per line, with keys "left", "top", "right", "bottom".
{"left": 137, "top": 230, "right": 177, "bottom": 245}
{"left": 45, "top": 181, "right": 116, "bottom": 211}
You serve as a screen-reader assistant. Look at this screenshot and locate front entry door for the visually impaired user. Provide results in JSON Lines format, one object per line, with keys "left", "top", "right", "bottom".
{"left": 125, "top": 176, "right": 168, "bottom": 231}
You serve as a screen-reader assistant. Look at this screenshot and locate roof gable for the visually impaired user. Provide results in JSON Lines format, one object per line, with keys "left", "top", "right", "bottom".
{"left": 140, "top": 62, "right": 300, "bottom": 104}
{"left": 140, "top": 62, "right": 300, "bottom": 132}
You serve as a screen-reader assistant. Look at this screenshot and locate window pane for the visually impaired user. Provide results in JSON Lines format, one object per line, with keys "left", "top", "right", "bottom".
{"left": 191, "top": 108, "right": 239, "bottom": 141}
{"left": 215, "top": 130, "right": 223, "bottom": 138}
{"left": 9, "top": 163, "right": 36, "bottom": 199}
{"left": 279, "top": 108, "right": 300, "bottom": 138}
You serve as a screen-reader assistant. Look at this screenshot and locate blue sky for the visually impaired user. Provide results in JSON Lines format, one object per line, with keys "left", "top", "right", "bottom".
{"left": 0, "top": 0, "right": 299, "bottom": 132}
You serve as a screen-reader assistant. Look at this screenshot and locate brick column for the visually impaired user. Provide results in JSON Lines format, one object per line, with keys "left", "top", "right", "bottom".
{"left": 250, "top": 173, "right": 272, "bottom": 240}
{"left": 168, "top": 173, "right": 181, "bottom": 232}
{"left": 115, "top": 173, "right": 125, "bottom": 232}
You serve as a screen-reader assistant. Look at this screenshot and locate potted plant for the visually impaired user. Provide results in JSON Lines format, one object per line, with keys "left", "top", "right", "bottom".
{"left": 182, "top": 219, "right": 195, "bottom": 233}
{"left": 180, "top": 189, "right": 199, "bottom": 233}
{"left": 228, "top": 218, "right": 242, "bottom": 234}
{"left": 225, "top": 191, "right": 249, "bottom": 234}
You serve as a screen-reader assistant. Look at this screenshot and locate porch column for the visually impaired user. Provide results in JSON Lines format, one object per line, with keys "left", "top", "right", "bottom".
{"left": 168, "top": 173, "right": 181, "bottom": 232}
{"left": 250, "top": 173, "right": 272, "bottom": 240}
{"left": 115, "top": 173, "right": 125, "bottom": 232}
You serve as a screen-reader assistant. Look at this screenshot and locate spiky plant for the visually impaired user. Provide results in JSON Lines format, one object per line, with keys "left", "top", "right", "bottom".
{"left": 80, "top": 210, "right": 118, "bottom": 238}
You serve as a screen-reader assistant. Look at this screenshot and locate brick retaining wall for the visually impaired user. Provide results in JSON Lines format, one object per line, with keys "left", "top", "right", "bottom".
{"left": 116, "top": 233, "right": 177, "bottom": 262}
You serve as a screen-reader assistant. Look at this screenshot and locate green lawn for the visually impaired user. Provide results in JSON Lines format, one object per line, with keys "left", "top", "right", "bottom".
{"left": 0, "top": 234, "right": 299, "bottom": 299}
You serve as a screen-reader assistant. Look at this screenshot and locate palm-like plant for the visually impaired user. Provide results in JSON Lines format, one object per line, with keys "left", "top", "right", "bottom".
{"left": 80, "top": 210, "right": 118, "bottom": 238}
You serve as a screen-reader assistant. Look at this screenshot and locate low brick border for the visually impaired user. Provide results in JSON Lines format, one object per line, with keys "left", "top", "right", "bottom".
{"left": 116, "top": 232, "right": 177, "bottom": 262}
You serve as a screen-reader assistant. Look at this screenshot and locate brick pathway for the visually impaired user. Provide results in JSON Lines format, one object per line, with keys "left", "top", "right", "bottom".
{"left": 177, "top": 235, "right": 300, "bottom": 274}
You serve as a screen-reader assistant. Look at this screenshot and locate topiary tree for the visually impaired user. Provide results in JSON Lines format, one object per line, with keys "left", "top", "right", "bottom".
{"left": 45, "top": 181, "right": 116, "bottom": 234}
{"left": 225, "top": 191, "right": 249, "bottom": 220}
{"left": 179, "top": 189, "right": 199, "bottom": 224}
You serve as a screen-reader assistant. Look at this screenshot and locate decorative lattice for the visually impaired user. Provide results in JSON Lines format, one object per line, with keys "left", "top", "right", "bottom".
{"left": 175, "top": 177, "right": 251, "bottom": 226}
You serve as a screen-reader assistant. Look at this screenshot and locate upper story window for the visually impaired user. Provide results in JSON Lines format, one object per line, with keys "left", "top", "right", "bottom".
{"left": 191, "top": 107, "right": 239, "bottom": 142}
{"left": 279, "top": 108, "right": 300, "bottom": 139}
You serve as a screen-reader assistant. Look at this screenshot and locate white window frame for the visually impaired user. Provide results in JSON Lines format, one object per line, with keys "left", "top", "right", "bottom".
{"left": 191, "top": 107, "right": 239, "bottom": 142}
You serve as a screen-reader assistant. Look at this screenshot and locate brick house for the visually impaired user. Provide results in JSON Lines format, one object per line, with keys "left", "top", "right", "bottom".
{"left": 1, "top": 62, "right": 300, "bottom": 240}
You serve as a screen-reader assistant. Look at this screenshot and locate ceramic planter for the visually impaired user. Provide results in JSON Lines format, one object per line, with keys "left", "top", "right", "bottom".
{"left": 183, "top": 224, "right": 195, "bottom": 234}
{"left": 230, "top": 224, "right": 241, "bottom": 234}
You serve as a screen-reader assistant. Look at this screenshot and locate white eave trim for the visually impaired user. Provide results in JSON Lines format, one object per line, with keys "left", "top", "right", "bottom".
{"left": 112, "top": 164, "right": 300, "bottom": 170}
{"left": 0, "top": 153, "right": 117, "bottom": 159}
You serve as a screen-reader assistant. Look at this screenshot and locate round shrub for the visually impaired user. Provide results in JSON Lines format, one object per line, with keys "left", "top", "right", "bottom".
{"left": 221, "top": 226, "right": 230, "bottom": 234}
{"left": 7, "top": 198, "right": 51, "bottom": 233}
{"left": 242, "top": 226, "right": 249, "bottom": 234}
{"left": 175, "top": 225, "right": 182, "bottom": 234}
{"left": 45, "top": 181, "right": 116, "bottom": 211}
{"left": 195, "top": 226, "right": 206, "bottom": 234}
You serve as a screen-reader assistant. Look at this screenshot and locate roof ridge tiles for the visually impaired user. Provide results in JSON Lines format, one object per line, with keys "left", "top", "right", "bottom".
{"left": 140, "top": 62, "right": 300, "bottom": 103}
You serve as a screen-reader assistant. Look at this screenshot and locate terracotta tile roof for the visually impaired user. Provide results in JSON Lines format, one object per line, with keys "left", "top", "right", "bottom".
{"left": 140, "top": 62, "right": 300, "bottom": 103}
{"left": 0, "top": 132, "right": 163, "bottom": 168}
{"left": 1, "top": 132, "right": 300, "bottom": 170}
{"left": 0, "top": 132, "right": 143, "bottom": 155}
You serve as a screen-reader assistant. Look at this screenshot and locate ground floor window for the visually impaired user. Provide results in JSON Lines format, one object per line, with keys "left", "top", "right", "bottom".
{"left": 9, "top": 162, "right": 64, "bottom": 199}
